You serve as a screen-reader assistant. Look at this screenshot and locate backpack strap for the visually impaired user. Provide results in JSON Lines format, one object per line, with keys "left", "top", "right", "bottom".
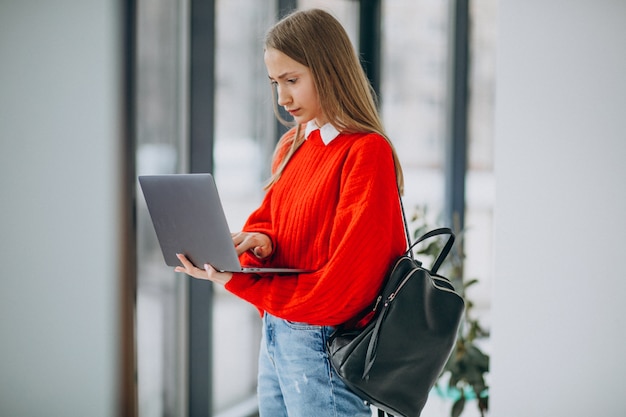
{"left": 407, "top": 227, "right": 455, "bottom": 274}
{"left": 397, "top": 186, "right": 414, "bottom": 260}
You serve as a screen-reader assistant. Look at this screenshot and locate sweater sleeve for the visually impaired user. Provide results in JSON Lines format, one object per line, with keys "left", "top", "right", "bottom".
{"left": 225, "top": 135, "right": 407, "bottom": 326}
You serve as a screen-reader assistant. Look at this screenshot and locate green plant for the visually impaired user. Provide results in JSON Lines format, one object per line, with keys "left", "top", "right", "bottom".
{"left": 410, "top": 206, "right": 489, "bottom": 417}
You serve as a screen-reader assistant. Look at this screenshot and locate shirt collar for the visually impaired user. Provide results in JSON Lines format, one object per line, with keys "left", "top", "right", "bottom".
{"left": 305, "top": 120, "right": 341, "bottom": 145}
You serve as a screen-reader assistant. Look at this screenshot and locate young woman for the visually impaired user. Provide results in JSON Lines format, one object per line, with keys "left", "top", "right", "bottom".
{"left": 176, "top": 8, "right": 407, "bottom": 416}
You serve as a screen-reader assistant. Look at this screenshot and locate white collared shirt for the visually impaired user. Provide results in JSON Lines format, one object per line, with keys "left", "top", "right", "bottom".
{"left": 305, "top": 120, "right": 341, "bottom": 145}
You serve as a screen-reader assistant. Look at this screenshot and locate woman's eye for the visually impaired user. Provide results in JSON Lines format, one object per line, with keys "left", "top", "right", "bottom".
{"left": 287, "top": 78, "right": 297, "bottom": 84}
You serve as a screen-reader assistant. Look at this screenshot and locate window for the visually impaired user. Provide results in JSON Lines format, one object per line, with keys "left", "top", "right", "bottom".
{"left": 133, "top": 1, "right": 496, "bottom": 415}
{"left": 135, "top": 0, "right": 187, "bottom": 415}
{"left": 212, "top": 0, "right": 274, "bottom": 412}
{"left": 382, "top": 0, "right": 451, "bottom": 218}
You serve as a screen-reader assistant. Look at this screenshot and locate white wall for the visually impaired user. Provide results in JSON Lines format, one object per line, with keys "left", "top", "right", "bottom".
{"left": 0, "top": 1, "right": 125, "bottom": 416}
{"left": 492, "top": 1, "right": 626, "bottom": 415}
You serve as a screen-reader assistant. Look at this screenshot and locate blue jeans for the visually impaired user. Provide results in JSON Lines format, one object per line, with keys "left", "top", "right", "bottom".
{"left": 257, "top": 313, "right": 372, "bottom": 417}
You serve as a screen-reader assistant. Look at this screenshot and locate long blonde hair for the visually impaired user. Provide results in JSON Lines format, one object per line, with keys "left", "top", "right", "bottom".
{"left": 264, "top": 8, "right": 404, "bottom": 194}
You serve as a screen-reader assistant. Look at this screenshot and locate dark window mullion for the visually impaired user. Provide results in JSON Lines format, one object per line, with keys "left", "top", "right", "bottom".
{"left": 274, "top": 0, "right": 298, "bottom": 142}
{"left": 445, "top": 0, "right": 469, "bottom": 233}
{"left": 188, "top": 0, "right": 216, "bottom": 416}
{"left": 359, "top": 0, "right": 382, "bottom": 99}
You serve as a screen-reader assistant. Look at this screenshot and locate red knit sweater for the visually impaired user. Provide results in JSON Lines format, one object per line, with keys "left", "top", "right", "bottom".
{"left": 224, "top": 127, "right": 407, "bottom": 326}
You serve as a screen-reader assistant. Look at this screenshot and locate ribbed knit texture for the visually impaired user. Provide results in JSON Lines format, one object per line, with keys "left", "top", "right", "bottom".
{"left": 224, "top": 127, "right": 407, "bottom": 326}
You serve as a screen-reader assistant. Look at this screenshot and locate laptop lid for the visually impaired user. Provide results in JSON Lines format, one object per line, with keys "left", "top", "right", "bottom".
{"left": 138, "top": 173, "right": 308, "bottom": 274}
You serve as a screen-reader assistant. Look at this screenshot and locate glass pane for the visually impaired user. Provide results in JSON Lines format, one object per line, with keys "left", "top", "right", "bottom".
{"left": 135, "top": 0, "right": 187, "bottom": 415}
{"left": 465, "top": 0, "right": 497, "bottom": 319}
{"left": 381, "top": 0, "right": 451, "bottom": 220}
{"left": 212, "top": 0, "right": 274, "bottom": 413}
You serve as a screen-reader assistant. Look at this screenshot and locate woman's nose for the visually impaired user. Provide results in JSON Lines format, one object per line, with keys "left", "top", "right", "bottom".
{"left": 277, "top": 87, "right": 291, "bottom": 107}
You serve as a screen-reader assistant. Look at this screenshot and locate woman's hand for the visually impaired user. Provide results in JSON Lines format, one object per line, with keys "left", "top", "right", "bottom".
{"left": 231, "top": 232, "right": 273, "bottom": 258}
{"left": 174, "top": 232, "right": 271, "bottom": 284}
{"left": 174, "top": 253, "right": 233, "bottom": 285}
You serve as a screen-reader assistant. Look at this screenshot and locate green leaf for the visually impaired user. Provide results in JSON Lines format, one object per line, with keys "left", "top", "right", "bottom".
{"left": 478, "top": 394, "right": 489, "bottom": 412}
{"left": 451, "top": 396, "right": 466, "bottom": 417}
{"left": 448, "top": 372, "right": 461, "bottom": 387}
{"left": 463, "top": 278, "right": 479, "bottom": 288}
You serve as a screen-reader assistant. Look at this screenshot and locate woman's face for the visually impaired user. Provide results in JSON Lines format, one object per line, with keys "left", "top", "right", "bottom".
{"left": 264, "top": 47, "right": 327, "bottom": 127}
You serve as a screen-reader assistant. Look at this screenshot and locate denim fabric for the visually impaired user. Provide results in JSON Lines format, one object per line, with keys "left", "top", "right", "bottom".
{"left": 257, "top": 313, "right": 372, "bottom": 417}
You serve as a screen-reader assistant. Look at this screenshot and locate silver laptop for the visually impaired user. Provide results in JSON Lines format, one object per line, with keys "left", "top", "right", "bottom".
{"left": 138, "top": 173, "right": 309, "bottom": 274}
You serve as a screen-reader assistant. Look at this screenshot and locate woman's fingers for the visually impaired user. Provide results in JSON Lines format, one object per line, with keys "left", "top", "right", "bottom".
{"left": 204, "top": 263, "right": 233, "bottom": 285}
{"left": 175, "top": 253, "right": 233, "bottom": 285}
{"left": 252, "top": 244, "right": 272, "bottom": 258}
{"left": 231, "top": 232, "right": 245, "bottom": 246}
{"left": 231, "top": 232, "right": 273, "bottom": 257}
{"left": 175, "top": 253, "right": 208, "bottom": 279}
